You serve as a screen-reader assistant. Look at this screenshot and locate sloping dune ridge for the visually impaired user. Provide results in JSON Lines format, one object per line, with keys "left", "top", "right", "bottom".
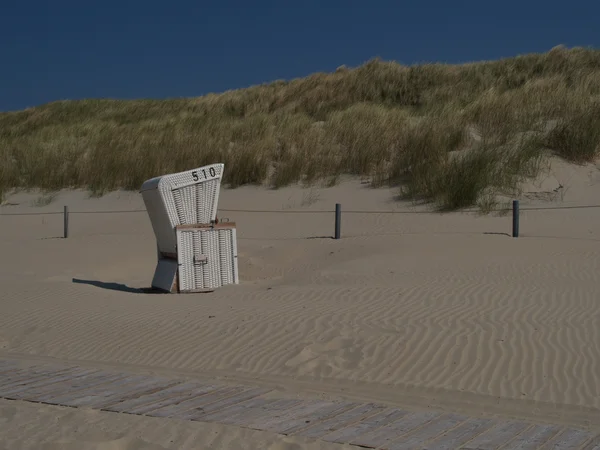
{"left": 0, "top": 157, "right": 600, "bottom": 448}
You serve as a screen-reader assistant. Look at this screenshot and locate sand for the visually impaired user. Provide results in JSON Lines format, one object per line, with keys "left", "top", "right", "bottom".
{"left": 1, "top": 157, "right": 600, "bottom": 448}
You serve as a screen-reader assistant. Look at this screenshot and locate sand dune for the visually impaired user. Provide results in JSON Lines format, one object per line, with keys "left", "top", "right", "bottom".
{"left": 1, "top": 159, "right": 600, "bottom": 447}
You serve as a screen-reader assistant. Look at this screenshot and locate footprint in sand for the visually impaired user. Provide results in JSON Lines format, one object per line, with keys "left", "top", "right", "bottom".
{"left": 285, "top": 336, "right": 363, "bottom": 377}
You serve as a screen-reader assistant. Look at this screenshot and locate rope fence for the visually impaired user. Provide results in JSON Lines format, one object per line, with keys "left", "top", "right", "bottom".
{"left": 3, "top": 203, "right": 600, "bottom": 216}
{"left": 1, "top": 201, "right": 600, "bottom": 240}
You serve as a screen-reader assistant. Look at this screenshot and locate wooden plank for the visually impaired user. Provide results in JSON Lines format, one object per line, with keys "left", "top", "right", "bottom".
{"left": 1, "top": 367, "right": 96, "bottom": 392}
{"left": 218, "top": 399, "right": 305, "bottom": 427}
{"left": 199, "top": 397, "right": 277, "bottom": 422}
{"left": 538, "top": 428, "right": 595, "bottom": 450}
{"left": 0, "top": 367, "right": 90, "bottom": 397}
{"left": 295, "top": 403, "right": 386, "bottom": 439}
{"left": 35, "top": 371, "right": 131, "bottom": 403}
{"left": 419, "top": 418, "right": 496, "bottom": 450}
{"left": 41, "top": 373, "right": 143, "bottom": 405}
{"left": 103, "top": 381, "right": 199, "bottom": 412}
{"left": 125, "top": 384, "right": 218, "bottom": 415}
{"left": 245, "top": 400, "right": 349, "bottom": 434}
{"left": 462, "top": 421, "right": 531, "bottom": 449}
{"left": 66, "top": 377, "right": 177, "bottom": 409}
{"left": 181, "top": 387, "right": 272, "bottom": 421}
{"left": 52, "top": 375, "right": 159, "bottom": 407}
{"left": 386, "top": 413, "right": 469, "bottom": 450}
{"left": 323, "top": 408, "right": 408, "bottom": 445}
{"left": 145, "top": 386, "right": 245, "bottom": 418}
{"left": 200, "top": 397, "right": 288, "bottom": 424}
{"left": 582, "top": 436, "right": 600, "bottom": 450}
{"left": 0, "top": 370, "right": 55, "bottom": 390}
{"left": 350, "top": 411, "right": 442, "bottom": 449}
{"left": 275, "top": 402, "right": 360, "bottom": 435}
{"left": 0, "top": 366, "right": 75, "bottom": 390}
{"left": 5, "top": 369, "right": 101, "bottom": 400}
{"left": 258, "top": 401, "right": 357, "bottom": 435}
{"left": 244, "top": 400, "right": 333, "bottom": 430}
{"left": 500, "top": 424, "right": 564, "bottom": 450}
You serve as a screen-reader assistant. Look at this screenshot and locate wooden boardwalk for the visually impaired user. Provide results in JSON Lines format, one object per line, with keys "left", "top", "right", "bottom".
{"left": 0, "top": 359, "right": 597, "bottom": 449}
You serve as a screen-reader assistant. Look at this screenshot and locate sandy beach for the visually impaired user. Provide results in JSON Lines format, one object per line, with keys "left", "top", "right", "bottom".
{"left": 1, "top": 158, "right": 600, "bottom": 449}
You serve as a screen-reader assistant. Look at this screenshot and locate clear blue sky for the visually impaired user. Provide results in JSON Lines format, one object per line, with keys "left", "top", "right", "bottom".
{"left": 1, "top": 0, "right": 598, "bottom": 112}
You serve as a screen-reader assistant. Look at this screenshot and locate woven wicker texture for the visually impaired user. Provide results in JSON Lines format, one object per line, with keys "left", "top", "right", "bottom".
{"left": 176, "top": 227, "right": 239, "bottom": 291}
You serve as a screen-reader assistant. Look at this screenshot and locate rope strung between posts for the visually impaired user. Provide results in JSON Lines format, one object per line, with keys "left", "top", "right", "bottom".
{"left": 2, "top": 204, "right": 600, "bottom": 216}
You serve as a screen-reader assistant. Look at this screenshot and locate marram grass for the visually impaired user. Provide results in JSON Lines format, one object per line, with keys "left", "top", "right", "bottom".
{"left": 1, "top": 46, "right": 599, "bottom": 210}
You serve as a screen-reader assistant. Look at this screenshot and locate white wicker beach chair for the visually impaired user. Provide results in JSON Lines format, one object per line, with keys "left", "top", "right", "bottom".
{"left": 141, "top": 164, "right": 238, "bottom": 293}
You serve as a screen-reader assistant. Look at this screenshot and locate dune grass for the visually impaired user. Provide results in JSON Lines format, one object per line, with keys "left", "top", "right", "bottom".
{"left": 1, "top": 45, "right": 600, "bottom": 210}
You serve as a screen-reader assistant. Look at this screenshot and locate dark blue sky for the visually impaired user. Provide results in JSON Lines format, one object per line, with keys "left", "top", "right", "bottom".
{"left": 1, "top": 0, "right": 597, "bottom": 111}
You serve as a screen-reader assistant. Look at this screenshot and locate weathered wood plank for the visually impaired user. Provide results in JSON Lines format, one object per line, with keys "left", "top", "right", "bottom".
{"left": 538, "top": 428, "right": 595, "bottom": 450}
{"left": 67, "top": 377, "right": 177, "bottom": 409}
{"left": 246, "top": 400, "right": 355, "bottom": 435}
{"left": 500, "top": 424, "right": 564, "bottom": 450}
{"left": 295, "top": 403, "right": 386, "bottom": 439}
{"left": 199, "top": 397, "right": 277, "bottom": 423}
{"left": 323, "top": 408, "right": 408, "bottom": 445}
{"left": 103, "top": 381, "right": 197, "bottom": 412}
{"left": 350, "top": 411, "right": 441, "bottom": 449}
{"left": 165, "top": 386, "right": 256, "bottom": 420}
{"left": 272, "top": 402, "right": 359, "bottom": 435}
{"left": 182, "top": 387, "right": 272, "bottom": 421}
{"left": 419, "top": 417, "right": 496, "bottom": 450}
{"left": 201, "top": 397, "right": 288, "bottom": 424}
{"left": 0, "top": 370, "right": 56, "bottom": 390}
{"left": 125, "top": 384, "right": 218, "bottom": 415}
{"left": 73, "top": 378, "right": 176, "bottom": 409}
{"left": 243, "top": 400, "right": 334, "bottom": 430}
{"left": 581, "top": 436, "right": 600, "bottom": 450}
{"left": 462, "top": 421, "right": 531, "bottom": 449}
{"left": 146, "top": 386, "right": 245, "bottom": 418}
{"left": 41, "top": 373, "right": 142, "bottom": 405}
{"left": 5, "top": 369, "right": 101, "bottom": 400}
{"left": 386, "top": 413, "right": 469, "bottom": 450}
{"left": 242, "top": 400, "right": 330, "bottom": 430}
{"left": 217, "top": 399, "right": 305, "bottom": 427}
{"left": 0, "top": 367, "right": 91, "bottom": 397}
{"left": 35, "top": 371, "right": 130, "bottom": 403}
{"left": 0, "top": 366, "right": 74, "bottom": 390}
{"left": 54, "top": 375, "right": 160, "bottom": 407}
{"left": 1, "top": 367, "right": 94, "bottom": 391}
